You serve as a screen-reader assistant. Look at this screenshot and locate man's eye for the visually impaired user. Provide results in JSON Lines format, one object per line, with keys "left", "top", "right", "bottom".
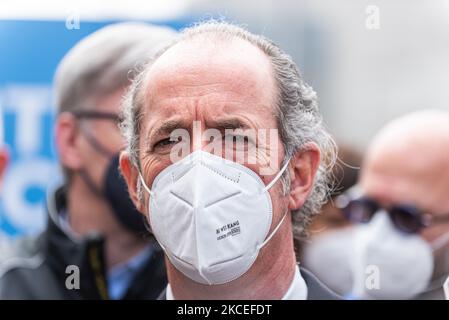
{"left": 154, "top": 137, "right": 177, "bottom": 149}
{"left": 225, "top": 135, "right": 250, "bottom": 144}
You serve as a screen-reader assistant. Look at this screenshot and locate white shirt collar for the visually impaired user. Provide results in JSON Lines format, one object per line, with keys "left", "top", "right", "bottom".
{"left": 282, "top": 265, "right": 308, "bottom": 300}
{"left": 166, "top": 265, "right": 307, "bottom": 300}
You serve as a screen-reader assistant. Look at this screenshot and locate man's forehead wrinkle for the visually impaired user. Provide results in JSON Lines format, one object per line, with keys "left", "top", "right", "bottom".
{"left": 149, "top": 63, "right": 265, "bottom": 91}
{"left": 140, "top": 49, "right": 276, "bottom": 122}
{"left": 138, "top": 33, "right": 280, "bottom": 150}
{"left": 145, "top": 72, "right": 271, "bottom": 117}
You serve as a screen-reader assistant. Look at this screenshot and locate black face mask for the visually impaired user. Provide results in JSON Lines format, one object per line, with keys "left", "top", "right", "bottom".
{"left": 103, "top": 154, "right": 149, "bottom": 235}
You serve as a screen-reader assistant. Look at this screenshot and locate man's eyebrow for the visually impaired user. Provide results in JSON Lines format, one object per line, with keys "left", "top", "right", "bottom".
{"left": 207, "top": 118, "right": 250, "bottom": 131}
{"left": 147, "top": 119, "right": 188, "bottom": 143}
{"left": 144, "top": 117, "right": 250, "bottom": 146}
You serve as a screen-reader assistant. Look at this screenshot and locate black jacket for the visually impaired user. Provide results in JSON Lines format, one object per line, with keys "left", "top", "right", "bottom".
{"left": 157, "top": 267, "right": 341, "bottom": 300}
{"left": 0, "top": 186, "right": 167, "bottom": 299}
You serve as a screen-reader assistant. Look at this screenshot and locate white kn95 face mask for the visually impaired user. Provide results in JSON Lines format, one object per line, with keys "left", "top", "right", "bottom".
{"left": 139, "top": 150, "right": 290, "bottom": 285}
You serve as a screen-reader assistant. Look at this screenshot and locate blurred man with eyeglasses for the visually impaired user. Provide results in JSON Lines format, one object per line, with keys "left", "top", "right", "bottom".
{"left": 303, "top": 110, "right": 449, "bottom": 299}
{"left": 0, "top": 23, "right": 177, "bottom": 299}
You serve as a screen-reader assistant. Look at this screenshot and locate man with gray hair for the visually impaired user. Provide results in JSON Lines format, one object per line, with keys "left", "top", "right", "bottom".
{"left": 0, "top": 22, "right": 177, "bottom": 299}
{"left": 120, "top": 21, "right": 339, "bottom": 299}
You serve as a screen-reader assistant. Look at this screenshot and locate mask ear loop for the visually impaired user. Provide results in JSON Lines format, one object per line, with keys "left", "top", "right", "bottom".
{"left": 431, "top": 230, "right": 449, "bottom": 251}
{"left": 260, "top": 158, "right": 291, "bottom": 193}
{"left": 255, "top": 158, "right": 291, "bottom": 249}
{"left": 138, "top": 172, "right": 154, "bottom": 197}
{"left": 257, "top": 209, "right": 289, "bottom": 250}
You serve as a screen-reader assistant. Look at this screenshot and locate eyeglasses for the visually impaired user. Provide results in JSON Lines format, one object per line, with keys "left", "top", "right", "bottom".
{"left": 70, "top": 110, "right": 123, "bottom": 156}
{"left": 336, "top": 193, "right": 449, "bottom": 234}
{"left": 71, "top": 110, "right": 122, "bottom": 124}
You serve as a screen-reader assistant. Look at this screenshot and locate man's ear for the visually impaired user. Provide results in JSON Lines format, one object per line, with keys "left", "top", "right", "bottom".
{"left": 119, "top": 151, "right": 145, "bottom": 213}
{"left": 55, "top": 112, "right": 83, "bottom": 171}
{"left": 288, "top": 143, "right": 321, "bottom": 211}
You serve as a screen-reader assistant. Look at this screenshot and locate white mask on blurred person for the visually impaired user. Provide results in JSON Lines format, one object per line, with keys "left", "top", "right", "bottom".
{"left": 302, "top": 228, "right": 355, "bottom": 295}
{"left": 351, "top": 211, "right": 449, "bottom": 299}
{"left": 138, "top": 150, "right": 290, "bottom": 285}
{"left": 304, "top": 211, "right": 449, "bottom": 299}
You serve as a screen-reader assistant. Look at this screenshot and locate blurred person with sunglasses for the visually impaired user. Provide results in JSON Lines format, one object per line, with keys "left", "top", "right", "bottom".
{"left": 0, "top": 23, "right": 177, "bottom": 299}
{"left": 303, "top": 110, "right": 449, "bottom": 300}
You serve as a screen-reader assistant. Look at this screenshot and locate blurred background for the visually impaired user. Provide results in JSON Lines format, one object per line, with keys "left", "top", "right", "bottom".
{"left": 1, "top": 0, "right": 448, "bottom": 238}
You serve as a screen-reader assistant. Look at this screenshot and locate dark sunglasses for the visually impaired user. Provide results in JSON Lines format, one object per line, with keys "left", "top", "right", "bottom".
{"left": 336, "top": 193, "right": 449, "bottom": 234}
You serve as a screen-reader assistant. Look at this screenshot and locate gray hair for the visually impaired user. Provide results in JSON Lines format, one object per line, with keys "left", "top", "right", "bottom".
{"left": 53, "top": 22, "right": 177, "bottom": 182}
{"left": 120, "top": 20, "right": 337, "bottom": 239}
{"left": 54, "top": 22, "right": 178, "bottom": 114}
